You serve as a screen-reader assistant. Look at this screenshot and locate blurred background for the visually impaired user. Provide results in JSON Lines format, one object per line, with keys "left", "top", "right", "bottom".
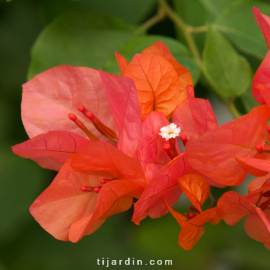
{"left": 1, "top": 0, "right": 269, "bottom": 269}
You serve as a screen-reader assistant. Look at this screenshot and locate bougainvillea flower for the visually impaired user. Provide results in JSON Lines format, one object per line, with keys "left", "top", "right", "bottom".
{"left": 115, "top": 41, "right": 193, "bottom": 119}
{"left": 165, "top": 174, "right": 220, "bottom": 250}
{"left": 252, "top": 7, "right": 270, "bottom": 105}
{"left": 132, "top": 91, "right": 224, "bottom": 224}
{"left": 12, "top": 66, "right": 143, "bottom": 170}
{"left": 185, "top": 106, "right": 270, "bottom": 186}
{"left": 30, "top": 141, "right": 146, "bottom": 242}
{"left": 217, "top": 177, "right": 270, "bottom": 250}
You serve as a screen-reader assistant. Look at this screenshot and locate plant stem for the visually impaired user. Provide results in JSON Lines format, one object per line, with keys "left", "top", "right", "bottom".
{"left": 158, "top": 0, "right": 242, "bottom": 118}
{"left": 227, "top": 102, "right": 241, "bottom": 119}
{"left": 133, "top": 9, "right": 166, "bottom": 36}
{"left": 187, "top": 25, "right": 207, "bottom": 33}
{"left": 157, "top": 0, "right": 202, "bottom": 68}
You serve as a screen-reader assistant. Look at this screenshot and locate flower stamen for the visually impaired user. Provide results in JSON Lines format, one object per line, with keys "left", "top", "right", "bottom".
{"left": 68, "top": 113, "right": 99, "bottom": 142}
{"left": 80, "top": 185, "right": 101, "bottom": 193}
{"left": 77, "top": 105, "right": 118, "bottom": 143}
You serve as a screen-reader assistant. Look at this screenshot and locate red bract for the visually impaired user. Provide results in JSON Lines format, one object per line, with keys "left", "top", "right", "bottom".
{"left": 116, "top": 41, "right": 193, "bottom": 119}
{"left": 99, "top": 70, "right": 142, "bottom": 158}
{"left": 165, "top": 174, "right": 220, "bottom": 250}
{"left": 252, "top": 7, "right": 270, "bottom": 105}
{"left": 30, "top": 141, "right": 146, "bottom": 242}
{"left": 185, "top": 106, "right": 270, "bottom": 186}
{"left": 253, "top": 7, "right": 270, "bottom": 49}
{"left": 21, "top": 66, "right": 117, "bottom": 140}
{"left": 217, "top": 177, "right": 270, "bottom": 250}
{"left": 136, "top": 111, "right": 172, "bottom": 183}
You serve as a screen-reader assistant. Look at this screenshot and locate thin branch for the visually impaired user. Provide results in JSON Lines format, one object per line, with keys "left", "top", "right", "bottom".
{"left": 133, "top": 9, "right": 166, "bottom": 36}
{"left": 157, "top": 0, "right": 202, "bottom": 68}
{"left": 187, "top": 25, "right": 207, "bottom": 34}
{"left": 158, "top": 0, "right": 242, "bottom": 118}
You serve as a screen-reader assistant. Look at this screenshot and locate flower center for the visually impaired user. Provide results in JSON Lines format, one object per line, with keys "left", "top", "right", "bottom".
{"left": 159, "top": 123, "right": 181, "bottom": 141}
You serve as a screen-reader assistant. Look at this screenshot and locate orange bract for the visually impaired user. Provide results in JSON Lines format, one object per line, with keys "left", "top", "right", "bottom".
{"left": 115, "top": 51, "right": 128, "bottom": 75}
{"left": 142, "top": 41, "right": 193, "bottom": 105}
{"left": 124, "top": 53, "right": 180, "bottom": 119}
{"left": 178, "top": 174, "right": 210, "bottom": 212}
{"left": 164, "top": 174, "right": 220, "bottom": 250}
{"left": 217, "top": 187, "right": 270, "bottom": 249}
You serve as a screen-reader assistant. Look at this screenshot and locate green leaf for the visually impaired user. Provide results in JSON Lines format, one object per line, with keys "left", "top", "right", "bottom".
{"left": 173, "top": 0, "right": 247, "bottom": 25}
{"left": 172, "top": 0, "right": 248, "bottom": 52}
{"left": 27, "top": 10, "right": 136, "bottom": 79}
{"left": 38, "top": 0, "right": 155, "bottom": 24}
{"left": 214, "top": 1, "right": 270, "bottom": 59}
{"left": 202, "top": 26, "right": 252, "bottom": 99}
{"left": 104, "top": 35, "right": 201, "bottom": 84}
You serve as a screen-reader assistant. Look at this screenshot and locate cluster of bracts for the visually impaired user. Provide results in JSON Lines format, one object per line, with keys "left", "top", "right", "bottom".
{"left": 12, "top": 7, "right": 270, "bottom": 250}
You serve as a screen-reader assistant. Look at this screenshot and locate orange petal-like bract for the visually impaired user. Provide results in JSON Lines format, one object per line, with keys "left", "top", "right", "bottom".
{"left": 71, "top": 141, "right": 146, "bottom": 188}
{"left": 115, "top": 52, "right": 129, "bottom": 75}
{"left": 30, "top": 157, "right": 103, "bottom": 241}
{"left": 12, "top": 130, "right": 90, "bottom": 171}
{"left": 99, "top": 70, "right": 142, "bottom": 158}
{"left": 178, "top": 174, "right": 210, "bottom": 212}
{"left": 185, "top": 106, "right": 270, "bottom": 186}
{"left": 248, "top": 174, "right": 270, "bottom": 194}
{"left": 69, "top": 180, "right": 142, "bottom": 242}
{"left": 166, "top": 200, "right": 220, "bottom": 250}
{"left": 218, "top": 191, "right": 256, "bottom": 226}
{"left": 178, "top": 208, "right": 220, "bottom": 250}
{"left": 142, "top": 41, "right": 193, "bottom": 105}
{"left": 218, "top": 190, "right": 270, "bottom": 248}
{"left": 132, "top": 153, "right": 192, "bottom": 225}
{"left": 235, "top": 156, "right": 270, "bottom": 177}
{"left": 30, "top": 141, "right": 146, "bottom": 242}
{"left": 124, "top": 53, "right": 181, "bottom": 119}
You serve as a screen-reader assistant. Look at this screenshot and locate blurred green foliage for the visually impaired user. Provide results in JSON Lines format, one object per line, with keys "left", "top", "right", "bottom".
{"left": 1, "top": 0, "right": 270, "bottom": 269}
{"left": 203, "top": 26, "right": 252, "bottom": 99}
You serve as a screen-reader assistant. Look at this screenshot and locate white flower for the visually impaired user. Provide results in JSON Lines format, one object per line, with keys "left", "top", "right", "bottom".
{"left": 159, "top": 123, "right": 181, "bottom": 141}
